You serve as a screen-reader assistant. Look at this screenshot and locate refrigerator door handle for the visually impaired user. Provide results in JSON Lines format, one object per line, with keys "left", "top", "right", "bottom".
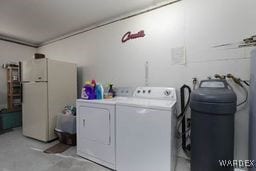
{"left": 83, "top": 119, "right": 86, "bottom": 127}
{"left": 21, "top": 83, "right": 23, "bottom": 103}
{"left": 35, "top": 81, "right": 48, "bottom": 83}
{"left": 20, "top": 61, "right": 23, "bottom": 103}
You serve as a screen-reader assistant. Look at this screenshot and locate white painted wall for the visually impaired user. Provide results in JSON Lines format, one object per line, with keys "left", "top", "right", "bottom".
{"left": 0, "top": 40, "right": 36, "bottom": 109}
{"left": 38, "top": 0, "right": 256, "bottom": 161}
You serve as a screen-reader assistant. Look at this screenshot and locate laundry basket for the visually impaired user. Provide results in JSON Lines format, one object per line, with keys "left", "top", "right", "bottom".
{"left": 55, "top": 114, "right": 76, "bottom": 146}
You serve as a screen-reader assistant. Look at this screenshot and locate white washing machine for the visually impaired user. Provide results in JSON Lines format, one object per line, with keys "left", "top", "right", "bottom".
{"left": 116, "top": 87, "right": 177, "bottom": 171}
{"left": 76, "top": 87, "right": 133, "bottom": 170}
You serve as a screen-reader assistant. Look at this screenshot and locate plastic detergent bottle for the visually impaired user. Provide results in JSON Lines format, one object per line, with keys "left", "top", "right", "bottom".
{"left": 100, "top": 84, "right": 104, "bottom": 98}
{"left": 81, "top": 81, "right": 90, "bottom": 99}
{"left": 107, "top": 84, "right": 115, "bottom": 98}
{"left": 82, "top": 81, "right": 96, "bottom": 100}
{"left": 91, "top": 80, "right": 96, "bottom": 88}
{"left": 81, "top": 86, "right": 88, "bottom": 99}
{"left": 96, "top": 84, "right": 104, "bottom": 99}
{"left": 91, "top": 80, "right": 97, "bottom": 99}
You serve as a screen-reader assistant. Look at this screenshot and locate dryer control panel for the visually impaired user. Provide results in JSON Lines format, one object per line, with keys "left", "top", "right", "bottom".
{"left": 133, "top": 87, "right": 176, "bottom": 101}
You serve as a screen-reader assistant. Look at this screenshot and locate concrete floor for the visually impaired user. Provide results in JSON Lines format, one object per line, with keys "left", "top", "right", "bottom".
{"left": 0, "top": 128, "right": 190, "bottom": 171}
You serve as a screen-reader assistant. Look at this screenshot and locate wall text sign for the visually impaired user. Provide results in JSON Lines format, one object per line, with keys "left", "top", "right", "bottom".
{"left": 121, "top": 30, "right": 145, "bottom": 43}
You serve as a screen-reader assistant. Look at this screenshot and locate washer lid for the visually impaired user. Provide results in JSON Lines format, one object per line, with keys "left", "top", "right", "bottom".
{"left": 116, "top": 98, "right": 176, "bottom": 111}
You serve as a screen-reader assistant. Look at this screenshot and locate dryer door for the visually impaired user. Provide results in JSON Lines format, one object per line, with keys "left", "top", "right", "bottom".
{"left": 77, "top": 103, "right": 115, "bottom": 169}
{"left": 80, "top": 107, "right": 110, "bottom": 145}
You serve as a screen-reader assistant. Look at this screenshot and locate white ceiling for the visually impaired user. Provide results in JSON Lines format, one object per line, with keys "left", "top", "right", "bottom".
{"left": 0, "top": 0, "right": 168, "bottom": 46}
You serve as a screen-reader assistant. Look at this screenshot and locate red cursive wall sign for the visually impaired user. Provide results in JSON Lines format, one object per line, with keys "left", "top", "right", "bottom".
{"left": 121, "top": 30, "right": 145, "bottom": 43}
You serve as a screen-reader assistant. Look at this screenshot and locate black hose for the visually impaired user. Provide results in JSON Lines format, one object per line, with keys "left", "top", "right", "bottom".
{"left": 177, "top": 84, "right": 192, "bottom": 156}
{"left": 177, "top": 86, "right": 191, "bottom": 119}
{"left": 243, "top": 80, "right": 250, "bottom": 86}
{"left": 237, "top": 85, "right": 248, "bottom": 106}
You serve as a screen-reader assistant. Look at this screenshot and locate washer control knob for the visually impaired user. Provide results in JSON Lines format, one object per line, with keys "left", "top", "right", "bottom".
{"left": 143, "top": 90, "right": 146, "bottom": 93}
{"left": 137, "top": 90, "right": 141, "bottom": 93}
{"left": 164, "top": 90, "right": 171, "bottom": 96}
{"left": 148, "top": 90, "right": 151, "bottom": 94}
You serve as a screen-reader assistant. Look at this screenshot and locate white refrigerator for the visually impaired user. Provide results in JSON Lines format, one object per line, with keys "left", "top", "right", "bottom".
{"left": 22, "top": 58, "right": 77, "bottom": 142}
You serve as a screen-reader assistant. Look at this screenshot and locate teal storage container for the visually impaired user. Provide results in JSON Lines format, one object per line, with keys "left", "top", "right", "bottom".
{"left": 0, "top": 112, "right": 22, "bottom": 130}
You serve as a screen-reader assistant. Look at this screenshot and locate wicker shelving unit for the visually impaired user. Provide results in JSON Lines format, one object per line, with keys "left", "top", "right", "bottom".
{"left": 6, "top": 64, "right": 22, "bottom": 112}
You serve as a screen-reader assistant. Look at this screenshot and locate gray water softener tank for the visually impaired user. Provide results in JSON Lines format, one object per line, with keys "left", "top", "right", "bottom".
{"left": 190, "top": 80, "right": 237, "bottom": 171}
{"left": 249, "top": 49, "right": 256, "bottom": 171}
